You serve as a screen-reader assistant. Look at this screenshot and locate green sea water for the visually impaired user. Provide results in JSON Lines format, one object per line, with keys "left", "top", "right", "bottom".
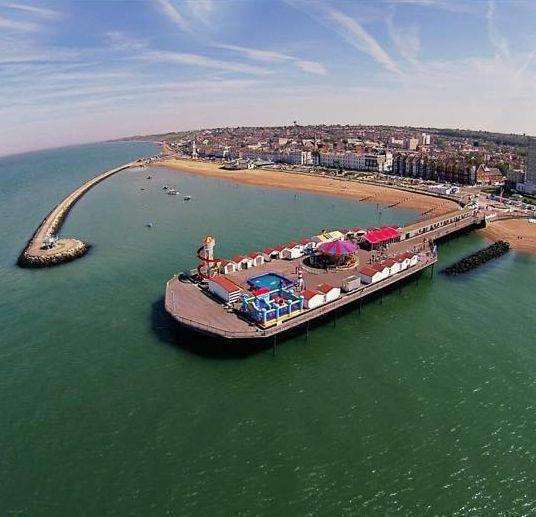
{"left": 1, "top": 142, "right": 535, "bottom": 516}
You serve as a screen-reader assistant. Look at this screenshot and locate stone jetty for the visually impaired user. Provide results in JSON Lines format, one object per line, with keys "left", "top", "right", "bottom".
{"left": 442, "top": 240, "right": 510, "bottom": 276}
{"left": 18, "top": 161, "right": 136, "bottom": 268}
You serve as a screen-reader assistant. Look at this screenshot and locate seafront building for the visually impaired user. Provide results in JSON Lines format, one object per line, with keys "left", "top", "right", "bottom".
{"left": 518, "top": 136, "right": 536, "bottom": 194}
{"left": 162, "top": 124, "right": 528, "bottom": 187}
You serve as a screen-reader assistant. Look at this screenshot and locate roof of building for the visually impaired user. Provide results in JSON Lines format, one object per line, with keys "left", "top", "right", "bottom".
{"left": 317, "top": 283, "right": 337, "bottom": 294}
{"left": 209, "top": 275, "right": 243, "bottom": 293}
{"left": 248, "top": 251, "right": 263, "bottom": 258}
{"left": 359, "top": 266, "right": 380, "bottom": 276}
{"left": 363, "top": 226, "right": 400, "bottom": 244}
{"left": 302, "top": 289, "right": 322, "bottom": 300}
{"left": 300, "top": 237, "right": 312, "bottom": 245}
{"left": 373, "top": 263, "right": 390, "bottom": 272}
{"left": 382, "top": 259, "right": 397, "bottom": 267}
{"left": 263, "top": 247, "right": 275, "bottom": 254}
{"left": 232, "top": 255, "right": 245, "bottom": 262}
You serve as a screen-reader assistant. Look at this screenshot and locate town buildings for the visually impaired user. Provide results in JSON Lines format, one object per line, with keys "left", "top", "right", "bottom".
{"left": 160, "top": 124, "right": 527, "bottom": 187}
{"left": 518, "top": 136, "right": 536, "bottom": 194}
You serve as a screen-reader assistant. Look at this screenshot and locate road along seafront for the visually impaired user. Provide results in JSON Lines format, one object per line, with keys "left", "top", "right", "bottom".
{"left": 18, "top": 162, "right": 136, "bottom": 267}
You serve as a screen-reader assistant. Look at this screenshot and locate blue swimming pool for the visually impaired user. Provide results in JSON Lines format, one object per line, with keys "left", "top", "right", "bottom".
{"left": 247, "top": 272, "right": 293, "bottom": 290}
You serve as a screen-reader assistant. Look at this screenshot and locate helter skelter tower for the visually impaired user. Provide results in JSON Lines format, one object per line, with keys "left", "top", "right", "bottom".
{"left": 196, "top": 235, "right": 219, "bottom": 278}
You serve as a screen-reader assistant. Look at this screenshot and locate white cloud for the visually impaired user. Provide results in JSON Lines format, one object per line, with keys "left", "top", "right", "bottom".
{"left": 107, "top": 31, "right": 148, "bottom": 52}
{"left": 184, "top": 0, "right": 214, "bottom": 25}
{"left": 2, "top": 2, "right": 61, "bottom": 19}
{"left": 154, "top": 0, "right": 190, "bottom": 31}
{"left": 327, "top": 7, "right": 401, "bottom": 75}
{"left": 286, "top": 1, "right": 401, "bottom": 75}
{"left": 486, "top": 0, "right": 509, "bottom": 59}
{"left": 143, "top": 50, "right": 271, "bottom": 75}
{"left": 387, "top": 16, "right": 420, "bottom": 63}
{"left": 0, "top": 13, "right": 37, "bottom": 31}
{"left": 216, "top": 43, "right": 327, "bottom": 75}
{"left": 296, "top": 60, "right": 327, "bottom": 75}
{"left": 216, "top": 43, "right": 292, "bottom": 63}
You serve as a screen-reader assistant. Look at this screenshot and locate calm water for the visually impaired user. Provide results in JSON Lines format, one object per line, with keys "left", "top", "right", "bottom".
{"left": 1, "top": 142, "right": 535, "bottom": 516}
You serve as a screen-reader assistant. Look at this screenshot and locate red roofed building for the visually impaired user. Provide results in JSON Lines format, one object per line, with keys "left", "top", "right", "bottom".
{"left": 316, "top": 283, "right": 341, "bottom": 302}
{"left": 394, "top": 254, "right": 410, "bottom": 270}
{"left": 381, "top": 258, "right": 400, "bottom": 275}
{"left": 208, "top": 275, "right": 243, "bottom": 303}
{"left": 359, "top": 265, "right": 384, "bottom": 284}
{"left": 233, "top": 255, "right": 253, "bottom": 269}
{"left": 219, "top": 259, "right": 237, "bottom": 275}
{"left": 281, "top": 241, "right": 303, "bottom": 260}
{"left": 248, "top": 252, "right": 265, "bottom": 267}
{"left": 302, "top": 289, "right": 325, "bottom": 309}
{"left": 361, "top": 226, "right": 400, "bottom": 250}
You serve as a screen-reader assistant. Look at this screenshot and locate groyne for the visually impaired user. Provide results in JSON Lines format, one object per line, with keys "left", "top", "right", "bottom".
{"left": 18, "top": 161, "right": 136, "bottom": 268}
{"left": 442, "top": 241, "right": 510, "bottom": 276}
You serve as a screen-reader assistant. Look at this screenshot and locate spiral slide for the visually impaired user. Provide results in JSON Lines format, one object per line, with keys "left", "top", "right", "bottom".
{"left": 196, "top": 246, "right": 221, "bottom": 278}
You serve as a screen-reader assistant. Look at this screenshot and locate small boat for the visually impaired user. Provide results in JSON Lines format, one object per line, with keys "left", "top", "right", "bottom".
{"left": 146, "top": 222, "right": 153, "bottom": 228}
{"left": 162, "top": 185, "right": 169, "bottom": 190}
{"left": 183, "top": 195, "right": 191, "bottom": 201}
{"left": 167, "top": 189, "right": 180, "bottom": 195}
{"left": 146, "top": 175, "right": 151, "bottom": 179}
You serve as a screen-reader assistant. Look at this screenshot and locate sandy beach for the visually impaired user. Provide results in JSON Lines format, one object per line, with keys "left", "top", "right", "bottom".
{"left": 479, "top": 219, "right": 536, "bottom": 253}
{"left": 156, "top": 158, "right": 458, "bottom": 216}
{"left": 156, "top": 158, "right": 536, "bottom": 253}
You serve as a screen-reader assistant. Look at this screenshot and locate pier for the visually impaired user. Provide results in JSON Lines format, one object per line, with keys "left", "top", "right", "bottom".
{"left": 165, "top": 208, "right": 486, "bottom": 341}
{"left": 166, "top": 254, "right": 436, "bottom": 340}
{"left": 18, "top": 161, "right": 136, "bottom": 267}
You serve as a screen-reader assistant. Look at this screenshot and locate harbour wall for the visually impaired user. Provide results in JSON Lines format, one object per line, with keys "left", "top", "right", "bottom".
{"left": 18, "top": 162, "right": 135, "bottom": 268}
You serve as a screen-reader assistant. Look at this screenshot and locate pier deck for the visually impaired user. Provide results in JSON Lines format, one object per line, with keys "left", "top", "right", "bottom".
{"left": 165, "top": 210, "right": 485, "bottom": 340}
{"left": 165, "top": 253, "right": 436, "bottom": 339}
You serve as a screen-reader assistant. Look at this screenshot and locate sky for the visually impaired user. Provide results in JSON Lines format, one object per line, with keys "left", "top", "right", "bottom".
{"left": 1, "top": 0, "right": 536, "bottom": 156}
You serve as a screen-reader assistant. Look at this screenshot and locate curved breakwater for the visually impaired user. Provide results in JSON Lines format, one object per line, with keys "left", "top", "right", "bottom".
{"left": 18, "top": 161, "right": 135, "bottom": 267}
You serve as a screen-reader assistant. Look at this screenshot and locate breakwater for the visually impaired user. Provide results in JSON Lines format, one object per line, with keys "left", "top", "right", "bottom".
{"left": 18, "top": 161, "right": 135, "bottom": 267}
{"left": 442, "top": 240, "right": 510, "bottom": 276}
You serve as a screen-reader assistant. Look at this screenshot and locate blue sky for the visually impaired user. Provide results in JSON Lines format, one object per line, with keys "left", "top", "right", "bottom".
{"left": 1, "top": 0, "right": 536, "bottom": 156}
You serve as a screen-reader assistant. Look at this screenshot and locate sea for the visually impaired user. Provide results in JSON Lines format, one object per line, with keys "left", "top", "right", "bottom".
{"left": 1, "top": 141, "right": 535, "bottom": 516}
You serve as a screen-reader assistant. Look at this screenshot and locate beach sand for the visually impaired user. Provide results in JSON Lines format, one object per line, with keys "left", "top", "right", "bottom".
{"left": 478, "top": 219, "right": 536, "bottom": 253}
{"left": 156, "top": 158, "right": 458, "bottom": 216}
{"left": 156, "top": 158, "right": 536, "bottom": 253}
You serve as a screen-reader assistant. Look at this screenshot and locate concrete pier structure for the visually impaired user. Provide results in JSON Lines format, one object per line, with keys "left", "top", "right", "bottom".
{"left": 18, "top": 162, "right": 135, "bottom": 267}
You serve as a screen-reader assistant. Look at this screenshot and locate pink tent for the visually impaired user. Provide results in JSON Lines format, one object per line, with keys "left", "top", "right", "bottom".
{"left": 317, "top": 239, "right": 357, "bottom": 256}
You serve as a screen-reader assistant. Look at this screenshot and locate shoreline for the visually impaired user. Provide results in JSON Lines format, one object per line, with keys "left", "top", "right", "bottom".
{"left": 478, "top": 219, "right": 536, "bottom": 253}
{"left": 155, "top": 158, "right": 459, "bottom": 216}
{"left": 156, "top": 158, "right": 536, "bottom": 254}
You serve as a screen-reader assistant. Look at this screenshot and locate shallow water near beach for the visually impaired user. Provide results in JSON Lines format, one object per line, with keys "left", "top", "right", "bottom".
{"left": 1, "top": 142, "right": 535, "bottom": 515}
